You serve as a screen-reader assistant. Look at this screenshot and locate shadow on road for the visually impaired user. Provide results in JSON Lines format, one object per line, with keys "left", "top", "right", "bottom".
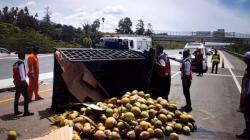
{"left": 188, "top": 127, "right": 237, "bottom": 140}
{"left": 0, "top": 113, "right": 20, "bottom": 121}
{"left": 38, "top": 108, "right": 54, "bottom": 120}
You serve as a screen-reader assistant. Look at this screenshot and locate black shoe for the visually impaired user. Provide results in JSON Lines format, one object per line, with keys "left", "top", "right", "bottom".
{"left": 181, "top": 105, "right": 188, "bottom": 109}
{"left": 14, "top": 111, "right": 22, "bottom": 116}
{"left": 23, "top": 112, "right": 34, "bottom": 116}
{"left": 236, "top": 132, "right": 248, "bottom": 139}
{"left": 35, "top": 96, "right": 44, "bottom": 100}
{"left": 182, "top": 106, "right": 192, "bottom": 112}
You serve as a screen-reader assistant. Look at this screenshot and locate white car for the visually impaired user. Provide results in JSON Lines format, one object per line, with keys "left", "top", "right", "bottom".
{"left": 180, "top": 42, "right": 209, "bottom": 72}
{"left": 0, "top": 48, "right": 15, "bottom": 56}
{"left": 100, "top": 35, "right": 152, "bottom": 53}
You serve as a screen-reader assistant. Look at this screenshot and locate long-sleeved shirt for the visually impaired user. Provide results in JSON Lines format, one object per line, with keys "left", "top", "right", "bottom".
{"left": 175, "top": 58, "right": 191, "bottom": 76}
{"left": 17, "top": 59, "right": 26, "bottom": 81}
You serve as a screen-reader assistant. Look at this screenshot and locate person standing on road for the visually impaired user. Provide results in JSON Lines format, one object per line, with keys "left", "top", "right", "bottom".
{"left": 169, "top": 50, "right": 192, "bottom": 112}
{"left": 236, "top": 52, "right": 250, "bottom": 139}
{"left": 154, "top": 46, "right": 171, "bottom": 100}
{"left": 211, "top": 49, "right": 220, "bottom": 74}
{"left": 13, "top": 52, "right": 34, "bottom": 116}
{"left": 27, "top": 47, "right": 43, "bottom": 101}
{"left": 194, "top": 49, "right": 203, "bottom": 76}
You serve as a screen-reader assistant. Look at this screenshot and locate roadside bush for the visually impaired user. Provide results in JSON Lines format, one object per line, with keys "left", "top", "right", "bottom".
{"left": 227, "top": 43, "right": 250, "bottom": 55}
{"left": 153, "top": 40, "right": 185, "bottom": 49}
{"left": 0, "top": 22, "right": 82, "bottom": 53}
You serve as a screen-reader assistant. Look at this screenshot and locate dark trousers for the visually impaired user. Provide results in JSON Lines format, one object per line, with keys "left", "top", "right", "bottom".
{"left": 150, "top": 75, "right": 171, "bottom": 100}
{"left": 161, "top": 76, "right": 171, "bottom": 100}
{"left": 212, "top": 62, "right": 219, "bottom": 74}
{"left": 244, "top": 109, "right": 250, "bottom": 138}
{"left": 14, "top": 82, "right": 29, "bottom": 113}
{"left": 197, "top": 62, "right": 203, "bottom": 75}
{"left": 182, "top": 78, "right": 192, "bottom": 107}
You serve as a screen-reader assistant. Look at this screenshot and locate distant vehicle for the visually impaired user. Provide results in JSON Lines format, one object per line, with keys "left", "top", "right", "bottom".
{"left": 180, "top": 42, "right": 209, "bottom": 72}
{"left": 207, "top": 48, "right": 214, "bottom": 55}
{"left": 100, "top": 35, "right": 152, "bottom": 52}
{"left": 0, "top": 48, "right": 11, "bottom": 54}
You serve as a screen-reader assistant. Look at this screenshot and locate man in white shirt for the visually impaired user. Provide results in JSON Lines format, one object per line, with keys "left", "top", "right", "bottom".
{"left": 13, "top": 52, "right": 34, "bottom": 116}
{"left": 169, "top": 50, "right": 192, "bottom": 112}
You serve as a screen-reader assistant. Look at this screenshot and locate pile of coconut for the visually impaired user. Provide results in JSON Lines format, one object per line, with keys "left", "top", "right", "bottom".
{"left": 48, "top": 90, "right": 197, "bottom": 140}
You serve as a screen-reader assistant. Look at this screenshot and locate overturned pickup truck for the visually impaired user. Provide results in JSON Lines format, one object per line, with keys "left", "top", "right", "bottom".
{"left": 51, "top": 48, "right": 156, "bottom": 111}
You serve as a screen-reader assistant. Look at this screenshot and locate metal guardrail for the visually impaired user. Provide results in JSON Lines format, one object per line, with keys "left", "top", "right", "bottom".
{"left": 154, "top": 31, "right": 250, "bottom": 39}
{"left": 224, "top": 49, "right": 244, "bottom": 59}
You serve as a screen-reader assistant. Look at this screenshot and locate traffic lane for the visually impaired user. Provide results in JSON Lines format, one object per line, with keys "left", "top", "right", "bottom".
{"left": 222, "top": 51, "right": 246, "bottom": 71}
{"left": 0, "top": 54, "right": 53, "bottom": 80}
{"left": 169, "top": 68, "right": 244, "bottom": 140}
{"left": 0, "top": 59, "right": 16, "bottom": 79}
{"left": 0, "top": 84, "right": 53, "bottom": 140}
{"left": 39, "top": 55, "right": 54, "bottom": 73}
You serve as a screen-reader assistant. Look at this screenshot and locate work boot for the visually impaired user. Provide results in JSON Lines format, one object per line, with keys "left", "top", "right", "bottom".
{"left": 182, "top": 106, "right": 192, "bottom": 112}
{"left": 14, "top": 111, "right": 22, "bottom": 116}
{"left": 35, "top": 96, "right": 44, "bottom": 100}
{"left": 181, "top": 105, "right": 188, "bottom": 109}
{"left": 24, "top": 112, "right": 34, "bottom": 116}
{"left": 236, "top": 132, "right": 248, "bottom": 139}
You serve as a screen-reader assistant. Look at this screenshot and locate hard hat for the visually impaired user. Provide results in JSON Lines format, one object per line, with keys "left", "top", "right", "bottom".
{"left": 244, "top": 52, "right": 250, "bottom": 59}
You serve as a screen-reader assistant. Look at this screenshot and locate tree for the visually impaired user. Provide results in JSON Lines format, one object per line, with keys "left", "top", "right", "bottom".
{"left": 1, "top": 6, "right": 17, "bottom": 24}
{"left": 82, "top": 23, "right": 91, "bottom": 37}
{"left": 91, "top": 19, "right": 100, "bottom": 32}
{"left": 16, "top": 8, "right": 38, "bottom": 30}
{"left": 82, "top": 19, "right": 102, "bottom": 45}
{"left": 102, "top": 17, "right": 105, "bottom": 32}
{"left": 83, "top": 37, "right": 92, "bottom": 48}
{"left": 116, "top": 17, "right": 133, "bottom": 34}
{"left": 61, "top": 25, "right": 74, "bottom": 42}
{"left": 135, "top": 19, "right": 145, "bottom": 35}
{"left": 144, "top": 23, "right": 153, "bottom": 36}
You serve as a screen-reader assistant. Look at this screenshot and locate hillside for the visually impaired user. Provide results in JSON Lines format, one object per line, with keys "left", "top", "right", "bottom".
{"left": 0, "top": 22, "right": 82, "bottom": 53}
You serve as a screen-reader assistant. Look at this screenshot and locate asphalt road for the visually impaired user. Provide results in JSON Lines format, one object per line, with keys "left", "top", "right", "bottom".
{"left": 0, "top": 54, "right": 53, "bottom": 80}
{"left": 0, "top": 50, "right": 246, "bottom": 140}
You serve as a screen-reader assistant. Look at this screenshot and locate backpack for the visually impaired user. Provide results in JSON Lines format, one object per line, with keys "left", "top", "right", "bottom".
{"left": 13, "top": 60, "right": 24, "bottom": 86}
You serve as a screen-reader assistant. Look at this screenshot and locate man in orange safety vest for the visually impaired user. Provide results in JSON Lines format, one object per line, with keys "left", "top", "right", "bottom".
{"left": 27, "top": 47, "right": 43, "bottom": 101}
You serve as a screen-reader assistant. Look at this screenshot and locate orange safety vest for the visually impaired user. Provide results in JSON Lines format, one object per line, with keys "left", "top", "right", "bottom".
{"left": 27, "top": 53, "right": 39, "bottom": 77}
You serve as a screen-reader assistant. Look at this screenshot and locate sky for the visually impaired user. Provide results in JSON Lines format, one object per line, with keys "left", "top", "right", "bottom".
{"left": 0, "top": 0, "right": 250, "bottom": 33}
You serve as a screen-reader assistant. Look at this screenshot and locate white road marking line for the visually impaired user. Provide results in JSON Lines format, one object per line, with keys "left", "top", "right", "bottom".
{"left": 219, "top": 50, "right": 234, "bottom": 69}
{"left": 171, "top": 70, "right": 242, "bottom": 78}
{"left": 171, "top": 72, "right": 180, "bottom": 79}
{"left": 204, "top": 73, "right": 243, "bottom": 78}
{"left": 220, "top": 51, "right": 241, "bottom": 93}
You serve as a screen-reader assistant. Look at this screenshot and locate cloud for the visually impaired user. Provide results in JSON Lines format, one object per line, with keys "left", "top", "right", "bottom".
{"left": 6, "top": 0, "right": 249, "bottom": 33}
{"left": 103, "top": 5, "right": 127, "bottom": 15}
{"left": 236, "top": 0, "right": 247, "bottom": 4}
{"left": 18, "top": 1, "right": 36, "bottom": 8}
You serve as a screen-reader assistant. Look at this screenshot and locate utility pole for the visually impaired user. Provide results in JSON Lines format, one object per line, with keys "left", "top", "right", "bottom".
{"left": 102, "top": 17, "right": 105, "bottom": 33}
{"left": 44, "top": 6, "right": 52, "bottom": 23}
